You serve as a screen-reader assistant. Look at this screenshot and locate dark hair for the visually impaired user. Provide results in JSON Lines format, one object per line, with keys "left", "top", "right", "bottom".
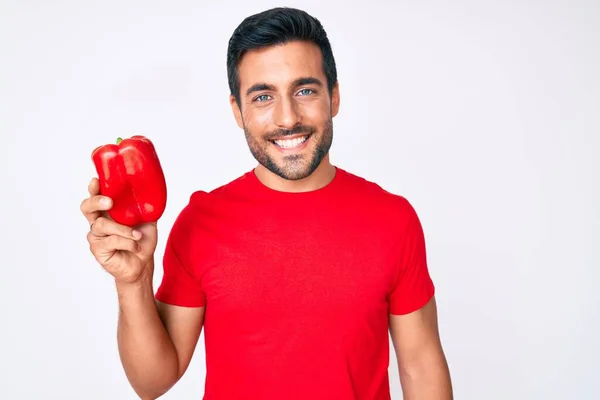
{"left": 227, "top": 7, "right": 338, "bottom": 107}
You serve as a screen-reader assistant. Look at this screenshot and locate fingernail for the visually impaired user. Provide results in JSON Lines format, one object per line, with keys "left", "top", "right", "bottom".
{"left": 100, "top": 197, "right": 111, "bottom": 207}
{"left": 132, "top": 230, "right": 142, "bottom": 240}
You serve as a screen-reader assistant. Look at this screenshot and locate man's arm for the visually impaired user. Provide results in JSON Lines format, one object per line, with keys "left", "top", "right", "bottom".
{"left": 116, "top": 260, "right": 205, "bottom": 400}
{"left": 389, "top": 296, "right": 452, "bottom": 399}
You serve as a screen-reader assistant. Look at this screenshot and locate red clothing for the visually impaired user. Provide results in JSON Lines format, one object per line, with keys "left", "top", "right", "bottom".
{"left": 155, "top": 167, "right": 435, "bottom": 400}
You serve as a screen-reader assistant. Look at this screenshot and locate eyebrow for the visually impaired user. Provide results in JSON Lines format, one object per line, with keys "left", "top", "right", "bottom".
{"left": 245, "top": 76, "right": 324, "bottom": 96}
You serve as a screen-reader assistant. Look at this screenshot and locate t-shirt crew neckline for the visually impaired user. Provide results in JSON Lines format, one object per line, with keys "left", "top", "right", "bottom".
{"left": 245, "top": 165, "right": 347, "bottom": 199}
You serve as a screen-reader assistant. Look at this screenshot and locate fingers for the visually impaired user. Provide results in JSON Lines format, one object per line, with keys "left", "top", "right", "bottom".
{"left": 84, "top": 177, "right": 143, "bottom": 267}
{"left": 90, "top": 216, "right": 142, "bottom": 240}
{"left": 81, "top": 178, "right": 113, "bottom": 225}
{"left": 87, "top": 216, "right": 143, "bottom": 260}
{"left": 88, "top": 177, "right": 99, "bottom": 196}
{"left": 80, "top": 195, "right": 112, "bottom": 219}
{"left": 88, "top": 232, "right": 141, "bottom": 253}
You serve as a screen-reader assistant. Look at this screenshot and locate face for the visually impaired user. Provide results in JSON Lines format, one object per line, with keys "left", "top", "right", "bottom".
{"left": 230, "top": 40, "right": 340, "bottom": 181}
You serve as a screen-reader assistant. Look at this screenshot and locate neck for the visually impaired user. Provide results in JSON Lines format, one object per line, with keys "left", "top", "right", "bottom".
{"left": 254, "top": 156, "right": 336, "bottom": 193}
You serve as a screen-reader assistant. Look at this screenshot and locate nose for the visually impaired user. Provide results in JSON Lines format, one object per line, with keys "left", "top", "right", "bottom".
{"left": 273, "top": 95, "right": 301, "bottom": 129}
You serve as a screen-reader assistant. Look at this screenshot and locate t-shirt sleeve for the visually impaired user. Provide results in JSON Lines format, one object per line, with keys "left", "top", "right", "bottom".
{"left": 388, "top": 198, "right": 435, "bottom": 315}
{"left": 155, "top": 202, "right": 206, "bottom": 307}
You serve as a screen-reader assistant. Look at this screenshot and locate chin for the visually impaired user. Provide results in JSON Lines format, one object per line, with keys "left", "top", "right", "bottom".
{"left": 266, "top": 159, "right": 315, "bottom": 181}
{"left": 279, "top": 169, "right": 314, "bottom": 181}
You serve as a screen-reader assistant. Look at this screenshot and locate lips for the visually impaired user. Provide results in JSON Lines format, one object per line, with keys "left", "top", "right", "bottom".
{"left": 272, "top": 134, "right": 310, "bottom": 149}
{"left": 267, "top": 125, "right": 315, "bottom": 151}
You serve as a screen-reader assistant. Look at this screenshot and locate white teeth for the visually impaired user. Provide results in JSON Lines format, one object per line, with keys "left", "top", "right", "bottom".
{"left": 274, "top": 135, "right": 308, "bottom": 148}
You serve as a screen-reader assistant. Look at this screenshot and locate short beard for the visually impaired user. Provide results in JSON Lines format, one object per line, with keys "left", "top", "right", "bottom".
{"left": 244, "top": 118, "right": 333, "bottom": 181}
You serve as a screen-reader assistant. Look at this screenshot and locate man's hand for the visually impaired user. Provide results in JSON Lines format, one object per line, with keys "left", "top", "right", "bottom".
{"left": 81, "top": 177, "right": 158, "bottom": 284}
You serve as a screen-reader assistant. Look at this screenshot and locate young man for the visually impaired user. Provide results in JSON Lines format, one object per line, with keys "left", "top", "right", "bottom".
{"left": 80, "top": 7, "right": 453, "bottom": 400}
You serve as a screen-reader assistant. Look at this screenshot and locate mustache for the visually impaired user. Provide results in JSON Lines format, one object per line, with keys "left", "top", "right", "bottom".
{"left": 265, "top": 125, "right": 316, "bottom": 140}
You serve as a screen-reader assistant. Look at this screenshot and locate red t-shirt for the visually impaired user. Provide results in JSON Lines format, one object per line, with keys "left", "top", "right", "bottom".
{"left": 155, "top": 166, "right": 435, "bottom": 400}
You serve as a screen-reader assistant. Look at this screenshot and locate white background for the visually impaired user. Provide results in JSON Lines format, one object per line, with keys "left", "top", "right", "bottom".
{"left": 1, "top": 0, "right": 599, "bottom": 399}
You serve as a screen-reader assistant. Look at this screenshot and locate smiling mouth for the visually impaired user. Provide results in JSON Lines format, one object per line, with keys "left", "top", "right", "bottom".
{"left": 271, "top": 134, "right": 312, "bottom": 149}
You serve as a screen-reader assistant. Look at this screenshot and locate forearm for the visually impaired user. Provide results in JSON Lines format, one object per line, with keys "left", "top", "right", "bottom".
{"left": 115, "top": 261, "right": 179, "bottom": 399}
{"left": 399, "top": 350, "right": 453, "bottom": 399}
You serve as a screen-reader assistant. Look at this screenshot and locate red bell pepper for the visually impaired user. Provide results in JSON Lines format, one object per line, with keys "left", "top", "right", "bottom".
{"left": 91, "top": 135, "right": 167, "bottom": 227}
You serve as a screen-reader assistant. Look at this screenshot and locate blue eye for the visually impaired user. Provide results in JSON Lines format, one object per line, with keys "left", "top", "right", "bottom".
{"left": 298, "top": 88, "right": 314, "bottom": 96}
{"left": 255, "top": 94, "right": 271, "bottom": 102}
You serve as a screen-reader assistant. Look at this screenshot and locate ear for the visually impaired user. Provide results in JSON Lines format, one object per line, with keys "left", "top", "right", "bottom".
{"left": 230, "top": 94, "right": 244, "bottom": 129}
{"left": 330, "top": 81, "right": 340, "bottom": 117}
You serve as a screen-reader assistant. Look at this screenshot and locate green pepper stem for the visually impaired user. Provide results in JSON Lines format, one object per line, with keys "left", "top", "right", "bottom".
{"left": 116, "top": 137, "right": 123, "bottom": 145}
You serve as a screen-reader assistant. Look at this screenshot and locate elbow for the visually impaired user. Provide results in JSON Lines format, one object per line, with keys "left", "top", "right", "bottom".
{"left": 398, "top": 350, "right": 453, "bottom": 399}
{"left": 127, "top": 361, "right": 181, "bottom": 400}
{"left": 131, "top": 377, "right": 177, "bottom": 400}
{"left": 400, "top": 350, "right": 446, "bottom": 377}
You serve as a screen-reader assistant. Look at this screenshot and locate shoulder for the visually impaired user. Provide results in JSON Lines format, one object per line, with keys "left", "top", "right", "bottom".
{"left": 191, "top": 170, "right": 253, "bottom": 205}
{"left": 338, "top": 168, "right": 420, "bottom": 223}
{"left": 170, "top": 170, "right": 254, "bottom": 226}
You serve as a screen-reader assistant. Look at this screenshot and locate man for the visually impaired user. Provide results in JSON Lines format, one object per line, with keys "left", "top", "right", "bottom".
{"left": 80, "top": 7, "right": 452, "bottom": 400}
